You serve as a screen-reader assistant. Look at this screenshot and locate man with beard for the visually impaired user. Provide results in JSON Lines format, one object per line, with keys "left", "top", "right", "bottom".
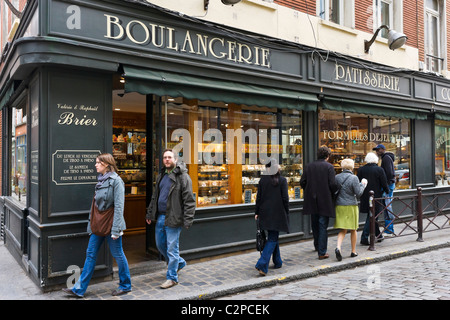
{"left": 146, "top": 149, "right": 195, "bottom": 289}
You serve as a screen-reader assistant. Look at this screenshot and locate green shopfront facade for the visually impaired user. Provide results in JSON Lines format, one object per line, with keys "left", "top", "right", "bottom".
{"left": 1, "top": 0, "right": 450, "bottom": 290}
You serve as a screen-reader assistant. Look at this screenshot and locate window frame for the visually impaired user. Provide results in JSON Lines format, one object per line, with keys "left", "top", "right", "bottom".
{"left": 424, "top": 0, "right": 445, "bottom": 73}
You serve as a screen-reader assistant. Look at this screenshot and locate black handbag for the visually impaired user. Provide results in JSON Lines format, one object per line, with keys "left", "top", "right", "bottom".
{"left": 256, "top": 218, "right": 266, "bottom": 253}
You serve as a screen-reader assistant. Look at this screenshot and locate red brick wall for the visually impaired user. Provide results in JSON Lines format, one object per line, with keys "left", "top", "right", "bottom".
{"left": 354, "top": 0, "right": 373, "bottom": 34}
{"left": 274, "top": 0, "right": 315, "bottom": 15}
{"left": 447, "top": 0, "right": 450, "bottom": 71}
{"left": 403, "top": 0, "right": 420, "bottom": 50}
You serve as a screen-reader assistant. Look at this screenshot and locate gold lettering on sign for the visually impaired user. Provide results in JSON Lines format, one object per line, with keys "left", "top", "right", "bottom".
{"left": 103, "top": 14, "right": 272, "bottom": 69}
{"left": 335, "top": 63, "right": 400, "bottom": 92}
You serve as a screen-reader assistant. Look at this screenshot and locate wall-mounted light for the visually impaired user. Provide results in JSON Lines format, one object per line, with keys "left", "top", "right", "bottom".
{"left": 119, "top": 75, "right": 125, "bottom": 83}
{"left": 364, "top": 25, "right": 407, "bottom": 53}
{"left": 204, "top": 0, "right": 242, "bottom": 11}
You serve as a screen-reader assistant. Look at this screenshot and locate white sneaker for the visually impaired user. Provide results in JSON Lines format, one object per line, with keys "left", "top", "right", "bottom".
{"left": 160, "top": 280, "right": 178, "bottom": 289}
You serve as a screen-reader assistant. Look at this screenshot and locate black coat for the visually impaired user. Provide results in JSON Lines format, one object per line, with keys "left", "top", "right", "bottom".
{"left": 255, "top": 175, "right": 290, "bottom": 233}
{"left": 300, "top": 159, "right": 338, "bottom": 218}
{"left": 357, "top": 163, "right": 389, "bottom": 214}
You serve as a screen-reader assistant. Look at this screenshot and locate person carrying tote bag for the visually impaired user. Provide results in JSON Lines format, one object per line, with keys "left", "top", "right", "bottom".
{"left": 254, "top": 159, "right": 289, "bottom": 276}
{"left": 62, "top": 153, "right": 131, "bottom": 298}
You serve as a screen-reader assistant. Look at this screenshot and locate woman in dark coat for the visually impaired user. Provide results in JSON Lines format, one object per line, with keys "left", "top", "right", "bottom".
{"left": 254, "top": 160, "right": 289, "bottom": 276}
{"left": 300, "top": 146, "right": 338, "bottom": 259}
{"left": 357, "top": 152, "right": 389, "bottom": 245}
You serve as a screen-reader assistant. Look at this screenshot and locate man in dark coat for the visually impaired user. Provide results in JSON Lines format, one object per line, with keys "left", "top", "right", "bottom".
{"left": 357, "top": 152, "right": 389, "bottom": 245}
{"left": 300, "top": 146, "right": 337, "bottom": 259}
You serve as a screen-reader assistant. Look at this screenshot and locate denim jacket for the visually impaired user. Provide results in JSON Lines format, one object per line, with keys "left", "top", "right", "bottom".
{"left": 87, "top": 172, "right": 126, "bottom": 237}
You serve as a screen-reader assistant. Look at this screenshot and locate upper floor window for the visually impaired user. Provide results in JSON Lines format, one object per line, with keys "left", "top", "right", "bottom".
{"left": 425, "top": 0, "right": 444, "bottom": 73}
{"left": 318, "top": 0, "right": 354, "bottom": 28}
{"left": 375, "top": 0, "right": 393, "bottom": 38}
{"left": 372, "top": 0, "right": 403, "bottom": 39}
{"left": 319, "top": 0, "right": 342, "bottom": 24}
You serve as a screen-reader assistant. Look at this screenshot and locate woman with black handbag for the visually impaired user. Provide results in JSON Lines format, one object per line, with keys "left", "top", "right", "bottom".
{"left": 254, "top": 159, "right": 289, "bottom": 276}
{"left": 62, "top": 153, "right": 131, "bottom": 298}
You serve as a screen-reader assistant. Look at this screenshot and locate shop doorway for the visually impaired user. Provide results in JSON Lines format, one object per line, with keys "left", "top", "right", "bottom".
{"left": 112, "top": 89, "right": 154, "bottom": 264}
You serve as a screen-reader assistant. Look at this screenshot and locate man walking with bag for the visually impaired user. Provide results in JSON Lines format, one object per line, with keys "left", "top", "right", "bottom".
{"left": 146, "top": 149, "right": 196, "bottom": 289}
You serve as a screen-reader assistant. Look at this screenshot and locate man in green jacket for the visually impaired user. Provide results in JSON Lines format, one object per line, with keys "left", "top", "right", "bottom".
{"left": 146, "top": 149, "right": 196, "bottom": 289}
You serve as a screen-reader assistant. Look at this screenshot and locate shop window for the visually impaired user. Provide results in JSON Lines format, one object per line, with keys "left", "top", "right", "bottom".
{"left": 157, "top": 96, "right": 303, "bottom": 207}
{"left": 435, "top": 120, "right": 450, "bottom": 186}
{"left": 319, "top": 109, "right": 411, "bottom": 190}
{"left": 10, "top": 105, "right": 27, "bottom": 204}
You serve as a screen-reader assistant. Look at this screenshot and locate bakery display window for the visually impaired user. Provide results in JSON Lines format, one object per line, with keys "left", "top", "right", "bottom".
{"left": 319, "top": 109, "right": 411, "bottom": 190}
{"left": 435, "top": 120, "right": 450, "bottom": 186}
{"left": 159, "top": 96, "right": 303, "bottom": 207}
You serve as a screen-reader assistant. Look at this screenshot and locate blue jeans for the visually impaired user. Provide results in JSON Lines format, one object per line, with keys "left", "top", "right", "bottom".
{"left": 311, "top": 215, "right": 329, "bottom": 256}
{"left": 155, "top": 214, "right": 186, "bottom": 282}
{"left": 71, "top": 234, "right": 131, "bottom": 297}
{"left": 255, "top": 231, "right": 282, "bottom": 274}
{"left": 361, "top": 212, "right": 381, "bottom": 243}
{"left": 383, "top": 183, "right": 396, "bottom": 221}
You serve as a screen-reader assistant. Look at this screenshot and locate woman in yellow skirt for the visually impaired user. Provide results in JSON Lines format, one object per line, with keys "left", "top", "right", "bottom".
{"left": 334, "top": 159, "right": 367, "bottom": 261}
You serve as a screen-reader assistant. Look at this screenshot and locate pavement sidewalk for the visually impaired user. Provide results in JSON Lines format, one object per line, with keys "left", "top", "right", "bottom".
{"left": 1, "top": 218, "right": 450, "bottom": 300}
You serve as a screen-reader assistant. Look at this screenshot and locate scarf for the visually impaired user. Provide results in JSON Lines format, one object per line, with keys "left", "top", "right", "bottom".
{"left": 96, "top": 171, "right": 114, "bottom": 191}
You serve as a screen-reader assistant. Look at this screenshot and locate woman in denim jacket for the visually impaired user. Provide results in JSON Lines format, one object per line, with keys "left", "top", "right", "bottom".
{"left": 63, "top": 153, "right": 131, "bottom": 298}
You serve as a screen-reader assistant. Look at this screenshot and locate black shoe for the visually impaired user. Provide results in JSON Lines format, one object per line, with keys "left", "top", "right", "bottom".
{"left": 112, "top": 289, "right": 131, "bottom": 296}
{"left": 350, "top": 252, "right": 358, "bottom": 258}
{"left": 335, "top": 248, "right": 342, "bottom": 261}
{"left": 61, "top": 288, "right": 83, "bottom": 298}
{"left": 360, "top": 240, "right": 370, "bottom": 245}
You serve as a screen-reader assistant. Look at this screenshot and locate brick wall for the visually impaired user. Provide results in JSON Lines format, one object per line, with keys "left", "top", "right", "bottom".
{"left": 274, "top": 0, "right": 315, "bottom": 14}
{"left": 447, "top": 0, "right": 450, "bottom": 71}
{"left": 404, "top": 0, "right": 420, "bottom": 50}
{"left": 354, "top": 0, "right": 372, "bottom": 34}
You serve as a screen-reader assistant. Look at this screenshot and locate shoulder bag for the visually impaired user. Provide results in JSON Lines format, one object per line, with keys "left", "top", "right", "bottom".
{"left": 90, "top": 197, "right": 114, "bottom": 237}
{"left": 333, "top": 174, "right": 352, "bottom": 201}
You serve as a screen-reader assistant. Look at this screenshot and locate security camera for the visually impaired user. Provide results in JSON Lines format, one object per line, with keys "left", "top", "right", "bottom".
{"left": 221, "top": 0, "right": 242, "bottom": 5}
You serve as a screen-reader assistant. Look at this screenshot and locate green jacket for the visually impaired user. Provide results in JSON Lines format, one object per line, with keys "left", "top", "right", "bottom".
{"left": 146, "top": 161, "right": 195, "bottom": 229}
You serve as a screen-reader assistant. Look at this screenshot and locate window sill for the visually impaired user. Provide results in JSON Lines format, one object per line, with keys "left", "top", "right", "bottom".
{"left": 244, "top": 0, "right": 277, "bottom": 11}
{"left": 319, "top": 19, "right": 358, "bottom": 36}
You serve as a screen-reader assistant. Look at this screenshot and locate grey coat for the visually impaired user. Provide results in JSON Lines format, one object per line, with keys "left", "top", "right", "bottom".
{"left": 87, "top": 172, "right": 126, "bottom": 237}
{"left": 335, "top": 170, "right": 366, "bottom": 206}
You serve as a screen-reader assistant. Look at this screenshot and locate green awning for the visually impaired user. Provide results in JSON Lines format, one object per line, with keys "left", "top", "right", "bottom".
{"left": 0, "top": 84, "right": 14, "bottom": 110}
{"left": 322, "top": 98, "right": 429, "bottom": 120}
{"left": 123, "top": 65, "right": 318, "bottom": 111}
{"left": 435, "top": 113, "right": 450, "bottom": 121}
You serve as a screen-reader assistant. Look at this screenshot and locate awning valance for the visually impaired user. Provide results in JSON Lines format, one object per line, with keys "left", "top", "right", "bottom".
{"left": 123, "top": 65, "right": 318, "bottom": 111}
{"left": 321, "top": 97, "right": 429, "bottom": 120}
{"left": 0, "top": 84, "right": 14, "bottom": 110}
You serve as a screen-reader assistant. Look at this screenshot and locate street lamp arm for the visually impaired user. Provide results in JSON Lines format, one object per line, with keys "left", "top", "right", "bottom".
{"left": 364, "top": 25, "right": 389, "bottom": 53}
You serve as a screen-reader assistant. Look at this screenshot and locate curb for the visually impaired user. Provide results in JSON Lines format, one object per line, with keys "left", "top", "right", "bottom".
{"left": 180, "top": 241, "right": 450, "bottom": 300}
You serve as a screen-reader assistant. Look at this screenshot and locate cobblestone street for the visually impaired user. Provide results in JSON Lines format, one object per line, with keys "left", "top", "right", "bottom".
{"left": 218, "top": 247, "right": 450, "bottom": 300}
